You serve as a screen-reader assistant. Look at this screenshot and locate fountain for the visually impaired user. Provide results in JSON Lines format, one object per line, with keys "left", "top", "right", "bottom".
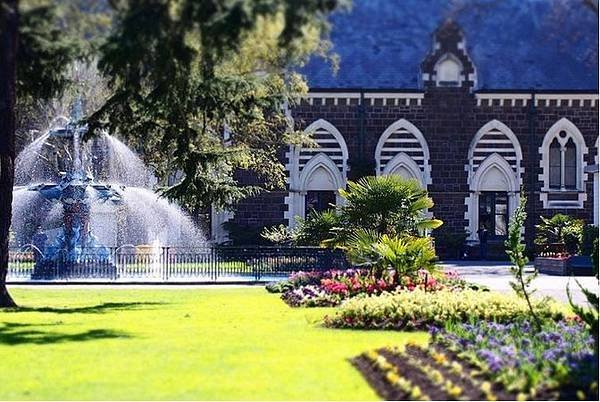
{"left": 11, "top": 103, "right": 206, "bottom": 279}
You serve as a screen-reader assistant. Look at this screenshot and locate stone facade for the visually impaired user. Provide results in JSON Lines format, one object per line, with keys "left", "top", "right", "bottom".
{"left": 215, "top": 19, "right": 599, "bottom": 254}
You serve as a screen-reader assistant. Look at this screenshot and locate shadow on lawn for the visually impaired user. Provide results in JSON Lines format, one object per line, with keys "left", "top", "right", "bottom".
{"left": 0, "top": 322, "right": 131, "bottom": 345}
{"left": 1, "top": 301, "right": 165, "bottom": 314}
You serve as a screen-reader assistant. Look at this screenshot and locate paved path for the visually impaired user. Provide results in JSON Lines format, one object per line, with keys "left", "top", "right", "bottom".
{"left": 441, "top": 261, "right": 599, "bottom": 304}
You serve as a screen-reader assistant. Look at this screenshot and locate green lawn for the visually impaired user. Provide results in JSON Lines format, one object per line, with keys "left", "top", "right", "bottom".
{"left": 0, "top": 287, "right": 426, "bottom": 400}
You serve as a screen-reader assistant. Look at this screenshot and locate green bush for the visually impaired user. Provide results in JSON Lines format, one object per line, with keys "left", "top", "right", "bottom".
{"left": 344, "top": 230, "right": 437, "bottom": 280}
{"left": 338, "top": 176, "right": 442, "bottom": 238}
{"left": 294, "top": 210, "right": 341, "bottom": 246}
{"left": 324, "top": 289, "right": 564, "bottom": 330}
{"left": 593, "top": 238, "right": 599, "bottom": 276}
{"left": 535, "top": 214, "right": 584, "bottom": 255}
{"left": 580, "top": 225, "right": 599, "bottom": 256}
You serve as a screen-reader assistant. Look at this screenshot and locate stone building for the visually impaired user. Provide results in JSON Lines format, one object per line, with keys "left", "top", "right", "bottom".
{"left": 212, "top": 0, "right": 599, "bottom": 256}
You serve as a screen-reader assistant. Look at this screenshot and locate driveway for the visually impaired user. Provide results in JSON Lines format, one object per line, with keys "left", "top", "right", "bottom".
{"left": 441, "top": 260, "right": 599, "bottom": 305}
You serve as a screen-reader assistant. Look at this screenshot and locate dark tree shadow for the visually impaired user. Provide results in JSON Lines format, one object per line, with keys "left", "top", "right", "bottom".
{"left": 0, "top": 322, "right": 131, "bottom": 345}
{"left": 1, "top": 301, "right": 165, "bottom": 314}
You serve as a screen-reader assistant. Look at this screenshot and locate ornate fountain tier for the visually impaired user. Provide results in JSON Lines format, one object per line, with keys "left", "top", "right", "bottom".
{"left": 27, "top": 118, "right": 125, "bottom": 278}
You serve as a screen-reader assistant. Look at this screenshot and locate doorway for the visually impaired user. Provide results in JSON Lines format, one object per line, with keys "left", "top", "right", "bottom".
{"left": 478, "top": 191, "right": 509, "bottom": 239}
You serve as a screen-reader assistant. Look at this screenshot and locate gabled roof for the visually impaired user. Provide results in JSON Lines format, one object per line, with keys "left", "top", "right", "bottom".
{"left": 300, "top": 0, "right": 598, "bottom": 91}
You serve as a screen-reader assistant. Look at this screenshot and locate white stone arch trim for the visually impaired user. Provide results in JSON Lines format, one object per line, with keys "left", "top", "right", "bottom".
{"left": 467, "top": 119, "right": 523, "bottom": 185}
{"left": 297, "top": 118, "right": 349, "bottom": 169}
{"left": 465, "top": 153, "right": 520, "bottom": 240}
{"left": 302, "top": 119, "right": 349, "bottom": 158}
{"left": 286, "top": 119, "right": 349, "bottom": 227}
{"left": 299, "top": 152, "right": 346, "bottom": 191}
{"left": 538, "top": 118, "right": 588, "bottom": 208}
{"left": 375, "top": 118, "right": 431, "bottom": 185}
{"left": 470, "top": 153, "right": 520, "bottom": 193}
{"left": 382, "top": 152, "right": 425, "bottom": 186}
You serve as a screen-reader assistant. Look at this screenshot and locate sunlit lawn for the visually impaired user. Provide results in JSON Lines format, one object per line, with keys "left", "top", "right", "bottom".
{"left": 0, "top": 287, "right": 427, "bottom": 400}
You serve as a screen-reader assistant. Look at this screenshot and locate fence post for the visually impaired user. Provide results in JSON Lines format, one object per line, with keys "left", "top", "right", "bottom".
{"left": 255, "top": 248, "right": 261, "bottom": 282}
{"left": 164, "top": 247, "right": 170, "bottom": 282}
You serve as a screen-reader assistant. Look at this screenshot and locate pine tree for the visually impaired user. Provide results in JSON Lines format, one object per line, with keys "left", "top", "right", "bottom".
{"left": 90, "top": 0, "right": 344, "bottom": 211}
{"left": 0, "top": 0, "right": 80, "bottom": 307}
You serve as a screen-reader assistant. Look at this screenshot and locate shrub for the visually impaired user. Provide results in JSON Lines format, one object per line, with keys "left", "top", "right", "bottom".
{"left": 593, "top": 238, "right": 599, "bottom": 275}
{"left": 580, "top": 225, "right": 599, "bottom": 256}
{"left": 260, "top": 224, "right": 295, "bottom": 245}
{"left": 294, "top": 210, "right": 341, "bottom": 246}
{"left": 338, "top": 175, "right": 442, "bottom": 238}
{"left": 344, "top": 231, "right": 437, "bottom": 281}
{"left": 265, "top": 280, "right": 293, "bottom": 293}
{"left": 324, "top": 290, "right": 564, "bottom": 330}
{"left": 535, "top": 214, "right": 585, "bottom": 255}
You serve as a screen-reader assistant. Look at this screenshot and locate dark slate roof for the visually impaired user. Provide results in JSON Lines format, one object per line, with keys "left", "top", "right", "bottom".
{"left": 300, "top": 0, "right": 599, "bottom": 90}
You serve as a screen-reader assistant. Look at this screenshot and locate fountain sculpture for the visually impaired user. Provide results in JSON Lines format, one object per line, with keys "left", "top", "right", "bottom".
{"left": 11, "top": 104, "right": 205, "bottom": 278}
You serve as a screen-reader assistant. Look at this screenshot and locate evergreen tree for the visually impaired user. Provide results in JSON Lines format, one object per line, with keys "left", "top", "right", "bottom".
{"left": 90, "top": 0, "right": 344, "bottom": 211}
{"left": 0, "top": 0, "right": 80, "bottom": 307}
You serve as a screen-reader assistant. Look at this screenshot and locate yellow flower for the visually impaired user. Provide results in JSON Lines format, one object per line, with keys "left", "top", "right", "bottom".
{"left": 366, "top": 350, "right": 378, "bottom": 361}
{"left": 397, "top": 377, "right": 411, "bottom": 391}
{"left": 576, "top": 390, "right": 586, "bottom": 400}
{"left": 432, "top": 352, "right": 447, "bottom": 364}
{"left": 516, "top": 392, "right": 528, "bottom": 401}
{"left": 431, "top": 370, "right": 443, "bottom": 384}
{"left": 486, "top": 393, "right": 497, "bottom": 402}
{"left": 450, "top": 361, "right": 462, "bottom": 374}
{"left": 448, "top": 385, "right": 462, "bottom": 398}
{"left": 385, "top": 371, "right": 400, "bottom": 385}
{"left": 480, "top": 381, "right": 492, "bottom": 394}
{"left": 410, "top": 386, "right": 422, "bottom": 399}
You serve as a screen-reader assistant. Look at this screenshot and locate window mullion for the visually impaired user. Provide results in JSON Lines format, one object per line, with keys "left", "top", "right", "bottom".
{"left": 560, "top": 146, "right": 566, "bottom": 190}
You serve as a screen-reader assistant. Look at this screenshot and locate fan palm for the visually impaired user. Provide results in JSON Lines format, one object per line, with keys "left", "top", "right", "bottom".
{"left": 338, "top": 175, "right": 442, "bottom": 237}
{"left": 344, "top": 229, "right": 437, "bottom": 279}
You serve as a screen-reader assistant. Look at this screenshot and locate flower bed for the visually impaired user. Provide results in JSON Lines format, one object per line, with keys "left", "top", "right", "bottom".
{"left": 352, "top": 320, "right": 598, "bottom": 401}
{"left": 267, "top": 268, "right": 488, "bottom": 307}
{"left": 324, "top": 289, "right": 564, "bottom": 330}
{"left": 432, "top": 321, "right": 598, "bottom": 400}
{"left": 352, "top": 344, "right": 517, "bottom": 401}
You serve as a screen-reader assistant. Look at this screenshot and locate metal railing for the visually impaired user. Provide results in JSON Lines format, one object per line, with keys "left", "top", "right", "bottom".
{"left": 7, "top": 246, "right": 349, "bottom": 282}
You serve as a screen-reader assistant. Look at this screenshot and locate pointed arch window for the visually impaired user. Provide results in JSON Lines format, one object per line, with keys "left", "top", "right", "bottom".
{"left": 564, "top": 138, "right": 577, "bottom": 189}
{"left": 539, "top": 118, "right": 588, "bottom": 209}
{"left": 547, "top": 130, "right": 580, "bottom": 190}
{"left": 549, "top": 138, "right": 561, "bottom": 188}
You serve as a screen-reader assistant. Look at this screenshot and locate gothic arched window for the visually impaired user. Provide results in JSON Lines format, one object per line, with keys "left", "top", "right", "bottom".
{"left": 549, "top": 138, "right": 561, "bottom": 189}
{"left": 564, "top": 138, "right": 577, "bottom": 189}
{"left": 539, "top": 118, "right": 588, "bottom": 209}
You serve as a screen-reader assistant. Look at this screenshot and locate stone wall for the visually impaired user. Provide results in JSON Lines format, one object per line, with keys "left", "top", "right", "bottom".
{"left": 227, "top": 88, "right": 598, "bottom": 249}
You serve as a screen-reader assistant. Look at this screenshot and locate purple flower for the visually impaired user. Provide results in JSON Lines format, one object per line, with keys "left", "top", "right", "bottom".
{"left": 478, "top": 349, "right": 503, "bottom": 372}
{"left": 428, "top": 325, "right": 441, "bottom": 338}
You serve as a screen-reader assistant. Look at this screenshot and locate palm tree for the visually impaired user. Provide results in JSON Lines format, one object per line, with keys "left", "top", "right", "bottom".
{"left": 338, "top": 175, "right": 442, "bottom": 237}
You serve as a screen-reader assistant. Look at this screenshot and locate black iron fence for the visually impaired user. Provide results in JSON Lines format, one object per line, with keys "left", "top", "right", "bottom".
{"left": 7, "top": 246, "right": 349, "bottom": 282}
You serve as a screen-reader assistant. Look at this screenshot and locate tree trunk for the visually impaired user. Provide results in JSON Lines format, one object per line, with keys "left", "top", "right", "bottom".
{"left": 0, "top": 0, "right": 19, "bottom": 307}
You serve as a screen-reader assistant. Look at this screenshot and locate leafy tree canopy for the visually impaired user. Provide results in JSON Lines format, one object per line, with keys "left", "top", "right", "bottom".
{"left": 90, "top": 0, "right": 346, "bottom": 211}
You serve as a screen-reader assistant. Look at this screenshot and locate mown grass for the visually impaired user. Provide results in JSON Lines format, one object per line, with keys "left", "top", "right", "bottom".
{"left": 0, "top": 287, "right": 426, "bottom": 400}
